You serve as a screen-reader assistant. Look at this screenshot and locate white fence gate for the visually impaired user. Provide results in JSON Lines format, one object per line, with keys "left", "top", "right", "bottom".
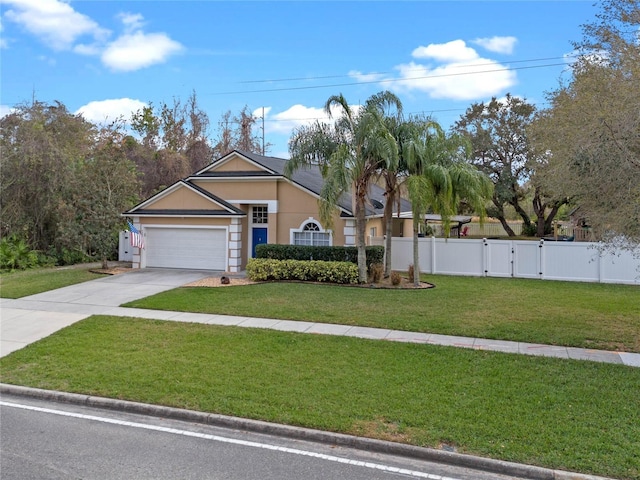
{"left": 372, "top": 237, "right": 640, "bottom": 285}
{"left": 118, "top": 231, "right": 133, "bottom": 262}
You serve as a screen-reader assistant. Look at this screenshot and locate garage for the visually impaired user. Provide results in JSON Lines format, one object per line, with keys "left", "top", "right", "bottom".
{"left": 144, "top": 227, "right": 227, "bottom": 270}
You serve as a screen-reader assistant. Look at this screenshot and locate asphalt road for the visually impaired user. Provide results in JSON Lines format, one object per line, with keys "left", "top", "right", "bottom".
{"left": 0, "top": 395, "right": 520, "bottom": 480}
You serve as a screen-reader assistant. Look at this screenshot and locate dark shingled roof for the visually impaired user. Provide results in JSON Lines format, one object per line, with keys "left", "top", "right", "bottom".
{"left": 129, "top": 209, "right": 244, "bottom": 217}
{"left": 198, "top": 150, "right": 411, "bottom": 217}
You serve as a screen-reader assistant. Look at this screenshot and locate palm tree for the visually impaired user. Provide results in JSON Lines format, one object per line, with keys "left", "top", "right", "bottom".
{"left": 405, "top": 124, "right": 493, "bottom": 286}
{"left": 286, "top": 91, "right": 399, "bottom": 283}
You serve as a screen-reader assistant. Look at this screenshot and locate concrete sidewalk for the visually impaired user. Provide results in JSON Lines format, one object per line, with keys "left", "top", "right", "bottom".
{"left": 1, "top": 268, "right": 639, "bottom": 367}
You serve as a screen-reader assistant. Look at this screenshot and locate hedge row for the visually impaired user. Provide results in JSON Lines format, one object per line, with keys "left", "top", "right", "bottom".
{"left": 255, "top": 244, "right": 384, "bottom": 268}
{"left": 246, "top": 258, "right": 359, "bottom": 284}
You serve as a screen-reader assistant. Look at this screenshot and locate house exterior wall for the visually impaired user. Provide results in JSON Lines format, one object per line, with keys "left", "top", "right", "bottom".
{"left": 148, "top": 188, "right": 220, "bottom": 210}
{"left": 275, "top": 180, "right": 347, "bottom": 246}
{"left": 213, "top": 156, "right": 264, "bottom": 172}
{"left": 191, "top": 179, "right": 278, "bottom": 202}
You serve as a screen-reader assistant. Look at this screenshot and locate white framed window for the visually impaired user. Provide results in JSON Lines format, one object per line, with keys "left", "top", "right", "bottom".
{"left": 291, "top": 219, "right": 332, "bottom": 246}
{"left": 252, "top": 205, "right": 268, "bottom": 224}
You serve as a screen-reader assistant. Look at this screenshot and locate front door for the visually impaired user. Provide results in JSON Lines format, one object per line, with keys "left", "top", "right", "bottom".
{"left": 252, "top": 227, "right": 267, "bottom": 257}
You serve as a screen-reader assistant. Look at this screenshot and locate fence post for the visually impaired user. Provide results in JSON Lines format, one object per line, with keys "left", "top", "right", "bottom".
{"left": 539, "top": 239, "right": 544, "bottom": 279}
{"left": 482, "top": 238, "right": 488, "bottom": 277}
{"left": 598, "top": 246, "right": 604, "bottom": 283}
{"left": 430, "top": 236, "right": 436, "bottom": 274}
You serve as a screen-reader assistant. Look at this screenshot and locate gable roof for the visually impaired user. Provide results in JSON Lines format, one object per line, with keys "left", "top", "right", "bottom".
{"left": 124, "top": 150, "right": 412, "bottom": 219}
{"left": 193, "top": 150, "right": 410, "bottom": 217}
{"left": 123, "top": 179, "right": 246, "bottom": 217}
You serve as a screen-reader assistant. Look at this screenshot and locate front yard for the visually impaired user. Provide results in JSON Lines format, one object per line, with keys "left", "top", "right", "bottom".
{"left": 124, "top": 275, "right": 640, "bottom": 352}
{"left": 1, "top": 315, "right": 639, "bottom": 479}
{"left": 1, "top": 268, "right": 639, "bottom": 478}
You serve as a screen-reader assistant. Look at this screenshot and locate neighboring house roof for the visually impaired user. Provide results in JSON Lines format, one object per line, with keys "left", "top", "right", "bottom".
{"left": 124, "top": 149, "right": 412, "bottom": 219}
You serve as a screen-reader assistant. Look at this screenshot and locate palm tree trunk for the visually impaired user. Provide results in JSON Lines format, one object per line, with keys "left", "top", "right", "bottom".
{"left": 355, "top": 197, "right": 368, "bottom": 284}
{"left": 412, "top": 220, "right": 420, "bottom": 286}
{"left": 383, "top": 189, "right": 394, "bottom": 278}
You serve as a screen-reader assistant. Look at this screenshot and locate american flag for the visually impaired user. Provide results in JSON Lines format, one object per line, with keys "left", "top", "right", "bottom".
{"left": 127, "top": 221, "right": 145, "bottom": 249}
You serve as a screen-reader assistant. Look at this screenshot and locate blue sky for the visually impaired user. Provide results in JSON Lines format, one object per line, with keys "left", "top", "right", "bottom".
{"left": 1, "top": 0, "right": 596, "bottom": 158}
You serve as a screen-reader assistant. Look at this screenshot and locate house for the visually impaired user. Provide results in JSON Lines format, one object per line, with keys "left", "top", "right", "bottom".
{"left": 123, "top": 150, "right": 411, "bottom": 272}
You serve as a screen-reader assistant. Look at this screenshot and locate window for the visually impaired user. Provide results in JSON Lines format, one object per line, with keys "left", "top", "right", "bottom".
{"left": 293, "top": 221, "right": 331, "bottom": 246}
{"left": 252, "top": 206, "right": 268, "bottom": 224}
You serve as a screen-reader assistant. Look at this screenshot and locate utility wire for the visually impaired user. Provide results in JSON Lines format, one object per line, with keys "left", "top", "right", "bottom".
{"left": 207, "top": 62, "right": 569, "bottom": 96}
{"left": 239, "top": 55, "right": 577, "bottom": 84}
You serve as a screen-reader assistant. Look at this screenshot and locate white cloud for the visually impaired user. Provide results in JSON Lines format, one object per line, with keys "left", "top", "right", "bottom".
{"left": 0, "top": 105, "right": 15, "bottom": 118}
{"left": 75, "top": 98, "right": 147, "bottom": 125}
{"left": 412, "top": 40, "right": 478, "bottom": 63}
{"left": 118, "top": 12, "right": 145, "bottom": 33}
{"left": 392, "top": 59, "right": 516, "bottom": 101}
{"left": 0, "top": 17, "right": 8, "bottom": 49}
{"left": 264, "top": 103, "right": 364, "bottom": 136}
{"left": 348, "top": 70, "right": 387, "bottom": 83}
{"left": 101, "top": 31, "right": 183, "bottom": 72}
{"left": 3, "top": 0, "right": 109, "bottom": 50}
{"left": 352, "top": 40, "right": 517, "bottom": 101}
{"left": 3, "top": 1, "right": 183, "bottom": 72}
{"left": 472, "top": 36, "right": 517, "bottom": 54}
{"left": 264, "top": 104, "right": 329, "bottom": 135}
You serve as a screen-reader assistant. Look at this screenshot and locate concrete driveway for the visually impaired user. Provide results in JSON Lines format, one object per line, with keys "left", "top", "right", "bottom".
{"left": 0, "top": 269, "right": 220, "bottom": 357}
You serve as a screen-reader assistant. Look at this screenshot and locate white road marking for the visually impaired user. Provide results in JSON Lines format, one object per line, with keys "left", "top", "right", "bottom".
{"left": 1, "top": 400, "right": 462, "bottom": 480}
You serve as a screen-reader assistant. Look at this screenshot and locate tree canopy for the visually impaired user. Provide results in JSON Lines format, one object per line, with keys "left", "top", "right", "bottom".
{"left": 531, "top": 0, "right": 639, "bottom": 249}
{"left": 453, "top": 94, "right": 567, "bottom": 237}
{"left": 287, "top": 91, "right": 400, "bottom": 283}
{"left": 0, "top": 101, "right": 139, "bottom": 265}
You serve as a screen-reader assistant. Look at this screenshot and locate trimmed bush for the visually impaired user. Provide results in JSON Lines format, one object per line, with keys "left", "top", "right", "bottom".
{"left": 255, "top": 244, "right": 384, "bottom": 268}
{"left": 246, "top": 258, "right": 358, "bottom": 284}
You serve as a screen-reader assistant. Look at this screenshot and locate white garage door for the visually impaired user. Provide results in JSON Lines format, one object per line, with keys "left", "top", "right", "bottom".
{"left": 145, "top": 227, "right": 227, "bottom": 270}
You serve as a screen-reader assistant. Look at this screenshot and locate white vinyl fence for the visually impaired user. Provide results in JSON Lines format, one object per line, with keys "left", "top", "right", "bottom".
{"left": 372, "top": 237, "right": 640, "bottom": 285}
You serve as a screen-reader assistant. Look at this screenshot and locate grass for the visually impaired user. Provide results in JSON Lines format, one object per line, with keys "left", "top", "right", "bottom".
{"left": 124, "top": 275, "right": 640, "bottom": 352}
{"left": 1, "top": 315, "right": 638, "bottom": 479}
{"left": 0, "top": 266, "right": 103, "bottom": 298}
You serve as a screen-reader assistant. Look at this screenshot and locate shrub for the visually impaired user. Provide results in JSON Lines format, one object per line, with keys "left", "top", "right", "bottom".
{"left": 46, "top": 247, "right": 92, "bottom": 266}
{"left": 255, "top": 244, "right": 384, "bottom": 268}
{"left": 369, "top": 263, "right": 383, "bottom": 283}
{"left": 407, "top": 264, "right": 415, "bottom": 281}
{"left": 0, "top": 235, "right": 39, "bottom": 271}
{"left": 246, "top": 258, "right": 358, "bottom": 284}
{"left": 390, "top": 271, "right": 402, "bottom": 286}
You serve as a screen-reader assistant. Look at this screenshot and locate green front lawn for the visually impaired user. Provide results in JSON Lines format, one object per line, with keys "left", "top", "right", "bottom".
{"left": 124, "top": 276, "right": 640, "bottom": 352}
{"left": 1, "top": 316, "right": 638, "bottom": 479}
{"left": 0, "top": 266, "right": 103, "bottom": 298}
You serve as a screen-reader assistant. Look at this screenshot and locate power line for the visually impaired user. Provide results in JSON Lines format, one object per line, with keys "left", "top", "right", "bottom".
{"left": 238, "top": 55, "right": 577, "bottom": 84}
{"left": 206, "top": 62, "right": 569, "bottom": 96}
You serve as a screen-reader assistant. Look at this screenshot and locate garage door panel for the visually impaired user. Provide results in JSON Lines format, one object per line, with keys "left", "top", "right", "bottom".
{"left": 145, "top": 228, "right": 226, "bottom": 270}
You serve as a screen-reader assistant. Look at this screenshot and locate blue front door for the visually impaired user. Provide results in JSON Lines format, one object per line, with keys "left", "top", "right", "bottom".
{"left": 252, "top": 227, "right": 267, "bottom": 257}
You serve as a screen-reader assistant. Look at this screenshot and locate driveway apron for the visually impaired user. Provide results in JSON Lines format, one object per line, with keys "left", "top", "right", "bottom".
{"left": 0, "top": 269, "right": 217, "bottom": 357}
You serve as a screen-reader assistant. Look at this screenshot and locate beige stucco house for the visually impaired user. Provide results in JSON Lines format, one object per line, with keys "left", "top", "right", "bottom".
{"left": 123, "top": 150, "right": 411, "bottom": 272}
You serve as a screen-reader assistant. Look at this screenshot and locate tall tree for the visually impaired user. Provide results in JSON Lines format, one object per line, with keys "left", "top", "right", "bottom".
{"left": 0, "top": 101, "right": 94, "bottom": 251}
{"left": 0, "top": 101, "right": 140, "bottom": 263}
{"left": 532, "top": 0, "right": 639, "bottom": 249}
{"left": 454, "top": 94, "right": 567, "bottom": 237}
{"left": 58, "top": 123, "right": 140, "bottom": 268}
{"left": 129, "top": 92, "right": 213, "bottom": 196}
{"left": 211, "top": 106, "right": 267, "bottom": 158}
{"left": 286, "top": 91, "right": 398, "bottom": 283}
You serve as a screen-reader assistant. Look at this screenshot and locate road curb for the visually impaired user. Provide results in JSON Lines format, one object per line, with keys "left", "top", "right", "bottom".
{"left": 0, "top": 383, "right": 613, "bottom": 480}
